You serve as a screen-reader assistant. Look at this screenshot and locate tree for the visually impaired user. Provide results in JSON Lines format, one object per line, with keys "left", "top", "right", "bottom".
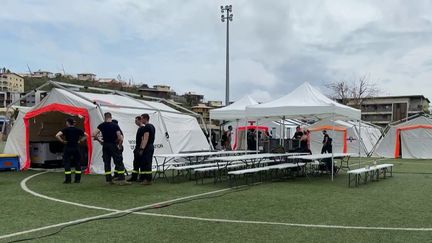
{"left": 326, "top": 74, "right": 380, "bottom": 108}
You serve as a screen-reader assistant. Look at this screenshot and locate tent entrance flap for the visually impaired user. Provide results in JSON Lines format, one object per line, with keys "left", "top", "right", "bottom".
{"left": 394, "top": 124, "right": 432, "bottom": 159}
{"left": 23, "top": 103, "right": 92, "bottom": 173}
{"left": 309, "top": 125, "right": 347, "bottom": 153}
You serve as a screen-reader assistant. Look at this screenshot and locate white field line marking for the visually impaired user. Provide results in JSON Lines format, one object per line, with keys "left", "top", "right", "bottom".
{"left": 3, "top": 170, "right": 432, "bottom": 241}
{"left": 0, "top": 172, "right": 233, "bottom": 241}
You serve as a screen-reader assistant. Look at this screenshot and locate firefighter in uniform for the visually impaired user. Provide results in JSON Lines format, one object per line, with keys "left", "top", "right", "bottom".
{"left": 127, "top": 116, "right": 144, "bottom": 182}
{"left": 136, "top": 113, "right": 156, "bottom": 185}
{"left": 56, "top": 118, "right": 87, "bottom": 184}
{"left": 92, "top": 112, "right": 129, "bottom": 185}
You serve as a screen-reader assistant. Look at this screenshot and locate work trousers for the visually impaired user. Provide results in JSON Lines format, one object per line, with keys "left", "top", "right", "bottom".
{"left": 136, "top": 147, "right": 154, "bottom": 182}
{"left": 102, "top": 143, "right": 125, "bottom": 181}
{"left": 63, "top": 146, "right": 82, "bottom": 183}
{"left": 129, "top": 149, "right": 140, "bottom": 181}
{"left": 321, "top": 145, "right": 333, "bottom": 154}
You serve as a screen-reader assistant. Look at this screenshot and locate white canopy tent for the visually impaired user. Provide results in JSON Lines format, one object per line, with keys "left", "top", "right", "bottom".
{"left": 245, "top": 82, "right": 361, "bottom": 180}
{"left": 210, "top": 95, "right": 258, "bottom": 120}
{"left": 308, "top": 119, "right": 382, "bottom": 156}
{"left": 373, "top": 115, "right": 432, "bottom": 159}
{"left": 209, "top": 95, "right": 259, "bottom": 150}
{"left": 4, "top": 87, "right": 210, "bottom": 174}
{"left": 245, "top": 82, "right": 360, "bottom": 120}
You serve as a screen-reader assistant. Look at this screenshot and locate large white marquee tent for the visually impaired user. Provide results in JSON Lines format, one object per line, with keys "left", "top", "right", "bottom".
{"left": 4, "top": 87, "right": 210, "bottom": 174}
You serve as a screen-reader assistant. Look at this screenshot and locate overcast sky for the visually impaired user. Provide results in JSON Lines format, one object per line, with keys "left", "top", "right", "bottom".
{"left": 1, "top": 0, "right": 432, "bottom": 103}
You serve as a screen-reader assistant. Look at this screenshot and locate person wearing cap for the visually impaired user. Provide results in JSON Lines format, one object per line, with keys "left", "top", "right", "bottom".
{"left": 56, "top": 118, "right": 87, "bottom": 184}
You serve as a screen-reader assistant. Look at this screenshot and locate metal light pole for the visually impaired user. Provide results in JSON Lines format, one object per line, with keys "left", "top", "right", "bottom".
{"left": 221, "top": 5, "right": 233, "bottom": 106}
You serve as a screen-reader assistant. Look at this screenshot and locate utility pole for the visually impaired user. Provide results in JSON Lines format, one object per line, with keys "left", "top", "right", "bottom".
{"left": 221, "top": 5, "right": 233, "bottom": 106}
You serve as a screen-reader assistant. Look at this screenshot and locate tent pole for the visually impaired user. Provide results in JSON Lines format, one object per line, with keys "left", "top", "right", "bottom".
{"left": 358, "top": 119, "right": 361, "bottom": 168}
{"left": 279, "top": 118, "right": 283, "bottom": 146}
{"left": 235, "top": 119, "right": 239, "bottom": 150}
{"left": 209, "top": 118, "right": 213, "bottom": 151}
{"left": 282, "top": 116, "right": 286, "bottom": 150}
{"left": 244, "top": 119, "right": 248, "bottom": 151}
{"left": 331, "top": 113, "right": 335, "bottom": 182}
{"left": 256, "top": 119, "right": 259, "bottom": 154}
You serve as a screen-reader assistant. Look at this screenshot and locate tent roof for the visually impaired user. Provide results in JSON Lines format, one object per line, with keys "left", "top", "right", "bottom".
{"left": 75, "top": 90, "right": 179, "bottom": 113}
{"left": 35, "top": 88, "right": 181, "bottom": 114}
{"left": 210, "top": 95, "right": 258, "bottom": 120}
{"left": 245, "top": 82, "right": 361, "bottom": 120}
{"left": 391, "top": 115, "right": 432, "bottom": 127}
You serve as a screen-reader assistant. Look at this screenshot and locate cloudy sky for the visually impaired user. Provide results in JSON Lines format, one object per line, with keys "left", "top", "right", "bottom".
{"left": 1, "top": 0, "right": 432, "bottom": 103}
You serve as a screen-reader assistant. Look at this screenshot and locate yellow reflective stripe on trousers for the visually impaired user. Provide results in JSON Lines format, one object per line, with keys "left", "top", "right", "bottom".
{"left": 116, "top": 170, "right": 125, "bottom": 174}
{"left": 75, "top": 171, "right": 82, "bottom": 174}
{"left": 64, "top": 171, "right": 72, "bottom": 174}
{"left": 132, "top": 170, "right": 139, "bottom": 173}
{"left": 140, "top": 171, "right": 152, "bottom": 174}
{"left": 104, "top": 171, "right": 112, "bottom": 175}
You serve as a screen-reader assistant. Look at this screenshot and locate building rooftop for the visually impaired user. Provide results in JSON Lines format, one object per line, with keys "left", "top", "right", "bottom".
{"left": 343, "top": 95, "right": 430, "bottom": 103}
{"left": 78, "top": 73, "right": 96, "bottom": 75}
{"left": 191, "top": 103, "right": 212, "bottom": 109}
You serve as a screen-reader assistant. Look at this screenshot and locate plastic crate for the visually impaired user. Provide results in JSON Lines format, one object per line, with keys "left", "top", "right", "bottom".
{"left": 0, "top": 154, "right": 20, "bottom": 171}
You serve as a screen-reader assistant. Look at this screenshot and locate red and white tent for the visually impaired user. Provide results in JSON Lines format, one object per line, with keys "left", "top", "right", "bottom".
{"left": 308, "top": 119, "right": 382, "bottom": 156}
{"left": 373, "top": 115, "right": 432, "bottom": 159}
{"left": 4, "top": 88, "right": 210, "bottom": 173}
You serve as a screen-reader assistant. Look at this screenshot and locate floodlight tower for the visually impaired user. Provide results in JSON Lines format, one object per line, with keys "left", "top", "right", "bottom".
{"left": 221, "top": 5, "right": 233, "bottom": 106}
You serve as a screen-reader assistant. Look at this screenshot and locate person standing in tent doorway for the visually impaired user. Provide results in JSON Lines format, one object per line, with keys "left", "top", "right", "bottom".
{"left": 136, "top": 113, "right": 156, "bottom": 185}
{"left": 224, "top": 125, "right": 233, "bottom": 150}
{"left": 93, "top": 112, "right": 129, "bottom": 185}
{"left": 128, "top": 116, "right": 144, "bottom": 182}
{"left": 321, "top": 130, "right": 333, "bottom": 154}
{"left": 55, "top": 118, "right": 87, "bottom": 184}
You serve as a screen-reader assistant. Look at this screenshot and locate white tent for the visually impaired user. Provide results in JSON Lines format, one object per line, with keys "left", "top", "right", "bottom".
{"left": 373, "top": 115, "right": 432, "bottom": 159}
{"left": 246, "top": 82, "right": 360, "bottom": 120}
{"left": 210, "top": 95, "right": 258, "bottom": 120}
{"left": 308, "top": 120, "right": 382, "bottom": 156}
{"left": 245, "top": 82, "right": 361, "bottom": 180}
{"left": 4, "top": 88, "right": 210, "bottom": 173}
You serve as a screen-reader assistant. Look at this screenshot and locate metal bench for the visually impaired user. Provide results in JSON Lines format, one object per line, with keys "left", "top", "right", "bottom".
{"left": 347, "top": 163, "right": 393, "bottom": 187}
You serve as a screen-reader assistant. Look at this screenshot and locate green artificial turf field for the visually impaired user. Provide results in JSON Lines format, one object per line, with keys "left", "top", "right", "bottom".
{"left": 1, "top": 158, "right": 432, "bottom": 243}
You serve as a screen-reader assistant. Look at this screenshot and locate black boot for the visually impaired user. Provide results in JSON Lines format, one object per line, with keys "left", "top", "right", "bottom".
{"left": 74, "top": 173, "right": 81, "bottom": 183}
{"left": 64, "top": 174, "right": 72, "bottom": 184}
{"left": 105, "top": 174, "right": 113, "bottom": 184}
{"left": 137, "top": 174, "right": 145, "bottom": 183}
{"left": 127, "top": 172, "right": 138, "bottom": 182}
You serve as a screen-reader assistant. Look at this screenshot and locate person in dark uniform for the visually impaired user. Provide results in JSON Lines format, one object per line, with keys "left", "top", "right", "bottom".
{"left": 321, "top": 130, "right": 333, "bottom": 154}
{"left": 136, "top": 113, "right": 156, "bottom": 185}
{"left": 111, "top": 119, "right": 125, "bottom": 180}
{"left": 292, "top": 126, "right": 303, "bottom": 150}
{"left": 127, "top": 116, "right": 144, "bottom": 182}
{"left": 92, "top": 112, "right": 129, "bottom": 185}
{"left": 55, "top": 118, "right": 87, "bottom": 184}
{"left": 211, "top": 130, "right": 217, "bottom": 149}
{"left": 247, "top": 129, "right": 257, "bottom": 151}
{"left": 321, "top": 130, "right": 334, "bottom": 172}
